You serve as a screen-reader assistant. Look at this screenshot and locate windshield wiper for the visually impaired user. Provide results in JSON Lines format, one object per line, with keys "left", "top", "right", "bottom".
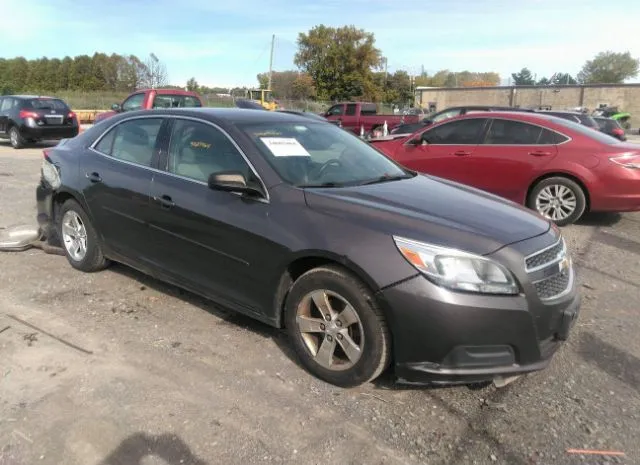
{"left": 296, "top": 181, "right": 346, "bottom": 188}
{"left": 358, "top": 174, "right": 413, "bottom": 186}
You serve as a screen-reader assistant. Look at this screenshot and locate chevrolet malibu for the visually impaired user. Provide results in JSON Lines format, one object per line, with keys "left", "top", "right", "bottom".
{"left": 36, "top": 108, "right": 580, "bottom": 387}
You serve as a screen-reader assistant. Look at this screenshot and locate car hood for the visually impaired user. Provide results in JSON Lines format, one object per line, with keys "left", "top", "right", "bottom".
{"left": 304, "top": 174, "right": 550, "bottom": 256}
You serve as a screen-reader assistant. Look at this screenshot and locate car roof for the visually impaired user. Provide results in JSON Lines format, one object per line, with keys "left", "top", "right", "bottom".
{"left": 117, "top": 107, "right": 316, "bottom": 125}
{"left": 435, "top": 111, "right": 563, "bottom": 124}
{"left": 139, "top": 89, "right": 199, "bottom": 96}
{"left": 3, "top": 95, "right": 58, "bottom": 99}
{"left": 537, "top": 110, "right": 583, "bottom": 115}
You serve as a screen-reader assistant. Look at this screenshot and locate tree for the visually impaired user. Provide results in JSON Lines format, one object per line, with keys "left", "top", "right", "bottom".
{"left": 291, "top": 73, "right": 316, "bottom": 99}
{"left": 511, "top": 67, "right": 535, "bottom": 85}
{"left": 186, "top": 77, "right": 199, "bottom": 92}
{"left": 295, "top": 25, "right": 382, "bottom": 101}
{"left": 552, "top": 73, "right": 577, "bottom": 85}
{"left": 577, "top": 51, "right": 639, "bottom": 84}
{"left": 256, "top": 73, "right": 269, "bottom": 89}
{"left": 140, "top": 53, "right": 168, "bottom": 89}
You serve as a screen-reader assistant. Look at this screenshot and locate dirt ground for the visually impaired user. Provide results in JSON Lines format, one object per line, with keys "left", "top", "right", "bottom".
{"left": 1, "top": 141, "right": 639, "bottom": 465}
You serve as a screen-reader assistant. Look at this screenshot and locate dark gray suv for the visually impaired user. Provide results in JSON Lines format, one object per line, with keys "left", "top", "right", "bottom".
{"left": 0, "top": 95, "right": 79, "bottom": 148}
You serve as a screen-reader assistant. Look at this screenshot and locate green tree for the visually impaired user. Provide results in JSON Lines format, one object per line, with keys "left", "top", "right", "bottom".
{"left": 295, "top": 25, "right": 382, "bottom": 101}
{"left": 577, "top": 51, "right": 639, "bottom": 84}
{"left": 291, "top": 73, "right": 316, "bottom": 99}
{"left": 57, "top": 56, "right": 72, "bottom": 90}
{"left": 552, "top": 73, "right": 577, "bottom": 85}
{"left": 186, "top": 77, "right": 199, "bottom": 92}
{"left": 511, "top": 67, "right": 535, "bottom": 85}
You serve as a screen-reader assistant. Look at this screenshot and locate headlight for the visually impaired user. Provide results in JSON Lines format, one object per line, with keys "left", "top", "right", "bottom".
{"left": 393, "top": 236, "right": 519, "bottom": 295}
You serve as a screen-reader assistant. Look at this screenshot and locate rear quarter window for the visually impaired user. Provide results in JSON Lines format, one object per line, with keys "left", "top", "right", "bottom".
{"left": 360, "top": 104, "right": 377, "bottom": 116}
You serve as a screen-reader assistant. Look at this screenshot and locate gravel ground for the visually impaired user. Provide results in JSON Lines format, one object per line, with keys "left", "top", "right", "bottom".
{"left": 1, "top": 141, "right": 639, "bottom": 465}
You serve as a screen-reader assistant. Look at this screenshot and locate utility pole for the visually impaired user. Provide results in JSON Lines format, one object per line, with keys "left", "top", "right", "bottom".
{"left": 268, "top": 34, "right": 275, "bottom": 90}
{"left": 383, "top": 57, "right": 388, "bottom": 87}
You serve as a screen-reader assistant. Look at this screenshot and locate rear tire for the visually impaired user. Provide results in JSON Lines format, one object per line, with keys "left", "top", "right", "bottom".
{"left": 527, "top": 176, "right": 586, "bottom": 226}
{"left": 284, "top": 265, "right": 391, "bottom": 387}
{"left": 9, "top": 127, "right": 25, "bottom": 149}
{"left": 58, "top": 199, "right": 109, "bottom": 272}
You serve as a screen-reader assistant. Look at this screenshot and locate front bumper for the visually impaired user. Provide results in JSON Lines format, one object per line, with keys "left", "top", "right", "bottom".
{"left": 20, "top": 124, "right": 79, "bottom": 141}
{"left": 379, "top": 273, "right": 580, "bottom": 385}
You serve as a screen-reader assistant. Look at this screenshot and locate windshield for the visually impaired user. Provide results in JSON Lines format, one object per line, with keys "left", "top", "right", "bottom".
{"left": 238, "top": 121, "right": 411, "bottom": 187}
{"left": 550, "top": 116, "right": 622, "bottom": 144}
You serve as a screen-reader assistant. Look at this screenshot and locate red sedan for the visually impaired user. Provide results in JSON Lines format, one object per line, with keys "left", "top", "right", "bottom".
{"left": 371, "top": 112, "right": 640, "bottom": 225}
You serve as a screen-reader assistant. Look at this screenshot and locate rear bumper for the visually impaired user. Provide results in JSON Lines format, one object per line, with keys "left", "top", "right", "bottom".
{"left": 36, "top": 180, "right": 57, "bottom": 243}
{"left": 589, "top": 165, "right": 640, "bottom": 212}
{"left": 20, "top": 124, "right": 79, "bottom": 140}
{"left": 379, "top": 274, "right": 580, "bottom": 386}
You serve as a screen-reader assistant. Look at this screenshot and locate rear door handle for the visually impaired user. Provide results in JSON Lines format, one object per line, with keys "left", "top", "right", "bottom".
{"left": 154, "top": 194, "right": 175, "bottom": 209}
{"left": 85, "top": 172, "right": 102, "bottom": 183}
{"left": 529, "top": 150, "right": 553, "bottom": 157}
{"left": 452, "top": 150, "right": 471, "bottom": 156}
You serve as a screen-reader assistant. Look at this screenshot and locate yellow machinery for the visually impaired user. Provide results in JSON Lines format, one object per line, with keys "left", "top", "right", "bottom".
{"left": 247, "top": 89, "right": 278, "bottom": 111}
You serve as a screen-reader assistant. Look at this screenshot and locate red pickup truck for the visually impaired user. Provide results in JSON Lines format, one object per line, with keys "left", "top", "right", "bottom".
{"left": 322, "top": 102, "right": 419, "bottom": 136}
{"left": 95, "top": 89, "right": 203, "bottom": 123}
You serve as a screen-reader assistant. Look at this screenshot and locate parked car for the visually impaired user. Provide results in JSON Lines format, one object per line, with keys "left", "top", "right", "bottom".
{"left": 389, "top": 105, "right": 534, "bottom": 137}
{"left": 322, "top": 102, "right": 419, "bottom": 136}
{"left": 534, "top": 110, "right": 600, "bottom": 130}
{"left": 592, "top": 106, "right": 631, "bottom": 129}
{"left": 0, "top": 95, "right": 79, "bottom": 149}
{"left": 37, "top": 108, "right": 580, "bottom": 387}
{"left": 372, "top": 112, "right": 640, "bottom": 226}
{"left": 94, "top": 89, "right": 202, "bottom": 123}
{"left": 593, "top": 116, "right": 626, "bottom": 141}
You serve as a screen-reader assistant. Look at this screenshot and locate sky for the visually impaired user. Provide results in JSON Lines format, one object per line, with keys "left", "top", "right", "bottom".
{"left": 1, "top": 0, "right": 640, "bottom": 88}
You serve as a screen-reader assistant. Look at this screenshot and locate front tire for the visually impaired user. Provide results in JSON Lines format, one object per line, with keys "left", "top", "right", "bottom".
{"left": 527, "top": 176, "right": 586, "bottom": 226}
{"left": 9, "top": 127, "right": 25, "bottom": 149}
{"left": 58, "top": 199, "right": 109, "bottom": 272}
{"left": 284, "top": 266, "right": 391, "bottom": 387}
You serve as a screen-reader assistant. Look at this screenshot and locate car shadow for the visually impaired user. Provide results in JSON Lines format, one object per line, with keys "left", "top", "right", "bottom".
{"left": 576, "top": 211, "right": 622, "bottom": 226}
{"left": 98, "top": 432, "right": 208, "bottom": 465}
{"left": 109, "top": 263, "right": 306, "bottom": 371}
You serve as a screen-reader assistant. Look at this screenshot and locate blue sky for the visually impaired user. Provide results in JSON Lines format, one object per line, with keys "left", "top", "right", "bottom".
{"left": 2, "top": 0, "right": 640, "bottom": 88}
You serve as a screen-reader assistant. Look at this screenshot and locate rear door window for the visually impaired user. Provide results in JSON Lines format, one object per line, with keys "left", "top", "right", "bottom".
{"left": 538, "top": 128, "right": 569, "bottom": 144}
{"left": 422, "top": 118, "right": 487, "bottom": 144}
{"left": 484, "top": 119, "right": 542, "bottom": 145}
{"left": 94, "top": 118, "right": 164, "bottom": 167}
{"left": 0, "top": 98, "right": 11, "bottom": 112}
{"left": 345, "top": 104, "right": 357, "bottom": 116}
{"left": 360, "top": 104, "right": 377, "bottom": 115}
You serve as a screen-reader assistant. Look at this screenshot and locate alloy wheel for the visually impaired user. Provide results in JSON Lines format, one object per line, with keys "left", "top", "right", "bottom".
{"left": 61, "top": 210, "right": 88, "bottom": 261}
{"left": 295, "top": 289, "right": 364, "bottom": 371}
{"left": 535, "top": 184, "right": 577, "bottom": 221}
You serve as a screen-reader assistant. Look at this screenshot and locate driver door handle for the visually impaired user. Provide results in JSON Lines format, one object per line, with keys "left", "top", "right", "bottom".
{"left": 529, "top": 150, "right": 553, "bottom": 157}
{"left": 154, "top": 194, "right": 175, "bottom": 209}
{"left": 85, "top": 172, "right": 102, "bottom": 183}
{"left": 452, "top": 150, "right": 471, "bottom": 156}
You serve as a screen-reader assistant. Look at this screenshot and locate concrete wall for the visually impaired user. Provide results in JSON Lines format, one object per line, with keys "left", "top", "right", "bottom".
{"left": 415, "top": 84, "right": 640, "bottom": 127}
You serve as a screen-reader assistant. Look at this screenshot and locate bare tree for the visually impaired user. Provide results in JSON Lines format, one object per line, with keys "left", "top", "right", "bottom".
{"left": 140, "top": 53, "right": 169, "bottom": 88}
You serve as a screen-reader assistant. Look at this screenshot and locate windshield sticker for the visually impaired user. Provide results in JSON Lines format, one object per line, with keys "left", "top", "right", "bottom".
{"left": 260, "top": 137, "right": 310, "bottom": 157}
{"left": 254, "top": 131, "right": 282, "bottom": 137}
{"left": 190, "top": 141, "right": 211, "bottom": 149}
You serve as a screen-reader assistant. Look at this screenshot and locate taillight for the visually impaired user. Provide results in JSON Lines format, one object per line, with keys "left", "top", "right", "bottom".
{"left": 67, "top": 111, "right": 76, "bottom": 119}
{"left": 612, "top": 128, "right": 624, "bottom": 136}
{"left": 19, "top": 110, "right": 39, "bottom": 119}
{"left": 610, "top": 153, "right": 640, "bottom": 169}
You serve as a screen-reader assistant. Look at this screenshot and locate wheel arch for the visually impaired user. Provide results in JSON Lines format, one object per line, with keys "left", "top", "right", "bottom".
{"left": 272, "top": 251, "right": 382, "bottom": 329}
{"left": 526, "top": 171, "right": 591, "bottom": 212}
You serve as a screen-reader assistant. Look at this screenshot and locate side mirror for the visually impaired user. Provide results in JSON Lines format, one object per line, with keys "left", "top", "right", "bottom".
{"left": 407, "top": 134, "right": 428, "bottom": 146}
{"left": 208, "top": 171, "right": 262, "bottom": 196}
{"left": 111, "top": 103, "right": 121, "bottom": 112}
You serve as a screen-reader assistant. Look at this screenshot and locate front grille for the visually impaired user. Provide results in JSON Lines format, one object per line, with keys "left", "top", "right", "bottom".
{"left": 525, "top": 239, "right": 564, "bottom": 271}
{"left": 534, "top": 271, "right": 570, "bottom": 300}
